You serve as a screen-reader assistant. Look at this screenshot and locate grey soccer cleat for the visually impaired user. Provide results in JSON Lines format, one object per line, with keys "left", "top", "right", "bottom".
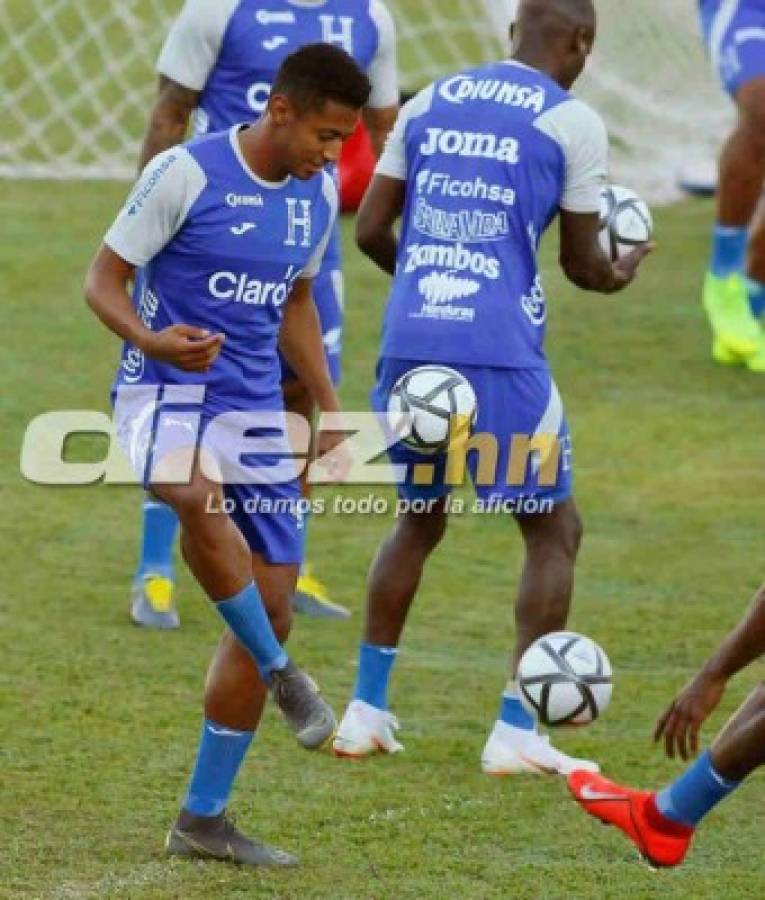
{"left": 130, "top": 573, "right": 180, "bottom": 630}
{"left": 166, "top": 811, "right": 298, "bottom": 867}
{"left": 269, "top": 660, "right": 337, "bottom": 749}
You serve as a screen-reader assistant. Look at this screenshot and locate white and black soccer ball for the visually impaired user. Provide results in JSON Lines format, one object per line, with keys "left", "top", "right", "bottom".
{"left": 387, "top": 365, "right": 478, "bottom": 454}
{"left": 598, "top": 184, "right": 653, "bottom": 261}
{"left": 517, "top": 631, "right": 613, "bottom": 727}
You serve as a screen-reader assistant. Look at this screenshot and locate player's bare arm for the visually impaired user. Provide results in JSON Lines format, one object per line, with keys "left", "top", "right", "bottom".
{"left": 355, "top": 174, "right": 405, "bottom": 275}
{"left": 138, "top": 76, "right": 200, "bottom": 171}
{"left": 84, "top": 245, "right": 223, "bottom": 372}
{"left": 362, "top": 105, "right": 399, "bottom": 157}
{"left": 559, "top": 209, "right": 654, "bottom": 294}
{"left": 655, "top": 583, "right": 765, "bottom": 759}
{"left": 559, "top": 208, "right": 654, "bottom": 293}
{"left": 278, "top": 277, "right": 340, "bottom": 415}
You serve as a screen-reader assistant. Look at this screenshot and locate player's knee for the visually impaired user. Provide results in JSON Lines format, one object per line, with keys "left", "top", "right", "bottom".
{"left": 561, "top": 505, "right": 584, "bottom": 559}
{"left": 399, "top": 500, "right": 448, "bottom": 552}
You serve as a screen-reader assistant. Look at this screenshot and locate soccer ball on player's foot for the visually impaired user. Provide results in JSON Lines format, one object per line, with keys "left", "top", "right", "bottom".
{"left": 387, "top": 365, "right": 478, "bottom": 454}
{"left": 598, "top": 184, "right": 653, "bottom": 261}
{"left": 518, "top": 631, "right": 613, "bottom": 727}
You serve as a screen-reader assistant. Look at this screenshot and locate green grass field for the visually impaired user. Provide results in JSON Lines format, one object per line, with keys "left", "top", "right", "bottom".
{"left": 2, "top": 183, "right": 765, "bottom": 899}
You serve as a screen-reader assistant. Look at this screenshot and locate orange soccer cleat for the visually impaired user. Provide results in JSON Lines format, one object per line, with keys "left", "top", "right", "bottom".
{"left": 567, "top": 770, "right": 695, "bottom": 868}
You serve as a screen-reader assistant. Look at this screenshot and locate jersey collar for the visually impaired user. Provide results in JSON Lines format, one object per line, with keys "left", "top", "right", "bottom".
{"left": 229, "top": 125, "right": 291, "bottom": 189}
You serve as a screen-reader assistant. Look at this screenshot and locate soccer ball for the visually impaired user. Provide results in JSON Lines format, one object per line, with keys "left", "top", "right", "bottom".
{"left": 387, "top": 364, "right": 478, "bottom": 454}
{"left": 598, "top": 184, "right": 653, "bottom": 261}
{"left": 517, "top": 631, "right": 613, "bottom": 727}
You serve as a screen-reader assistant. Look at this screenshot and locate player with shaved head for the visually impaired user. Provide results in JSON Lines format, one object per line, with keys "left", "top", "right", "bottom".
{"left": 331, "top": 0, "right": 652, "bottom": 774}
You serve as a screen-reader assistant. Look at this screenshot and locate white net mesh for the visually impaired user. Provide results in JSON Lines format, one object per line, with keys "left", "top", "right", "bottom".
{"left": 0, "top": 0, "right": 731, "bottom": 199}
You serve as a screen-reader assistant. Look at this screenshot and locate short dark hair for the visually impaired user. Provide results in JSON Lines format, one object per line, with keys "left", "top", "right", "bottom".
{"left": 271, "top": 43, "right": 371, "bottom": 112}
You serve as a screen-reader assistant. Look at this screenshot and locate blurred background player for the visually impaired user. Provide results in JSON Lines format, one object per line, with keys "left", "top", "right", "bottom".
{"left": 85, "top": 45, "right": 368, "bottom": 866}
{"left": 569, "top": 581, "right": 765, "bottom": 867}
{"left": 130, "top": 0, "right": 399, "bottom": 627}
{"left": 332, "top": 0, "right": 652, "bottom": 774}
{"left": 698, "top": 0, "right": 765, "bottom": 371}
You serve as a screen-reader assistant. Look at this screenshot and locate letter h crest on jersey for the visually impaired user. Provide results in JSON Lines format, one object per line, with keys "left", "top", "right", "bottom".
{"left": 284, "top": 198, "right": 312, "bottom": 248}
{"left": 319, "top": 15, "right": 354, "bottom": 53}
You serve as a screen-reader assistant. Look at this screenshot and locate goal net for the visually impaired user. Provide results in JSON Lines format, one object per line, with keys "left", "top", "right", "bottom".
{"left": 0, "top": 0, "right": 730, "bottom": 199}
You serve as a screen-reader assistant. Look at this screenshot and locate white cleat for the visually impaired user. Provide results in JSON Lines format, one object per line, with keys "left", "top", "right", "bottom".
{"left": 480, "top": 720, "right": 600, "bottom": 777}
{"left": 332, "top": 699, "right": 404, "bottom": 758}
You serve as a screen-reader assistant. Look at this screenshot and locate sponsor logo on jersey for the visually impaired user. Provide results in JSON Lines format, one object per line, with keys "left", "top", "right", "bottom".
{"left": 438, "top": 75, "right": 546, "bottom": 113}
{"left": 413, "top": 198, "right": 510, "bottom": 243}
{"left": 230, "top": 222, "right": 257, "bottom": 236}
{"left": 520, "top": 275, "right": 546, "bottom": 326}
{"left": 225, "top": 193, "right": 264, "bottom": 208}
{"left": 415, "top": 170, "right": 516, "bottom": 207}
{"left": 255, "top": 10, "right": 295, "bottom": 25}
{"left": 419, "top": 128, "right": 520, "bottom": 163}
{"left": 262, "top": 35, "right": 288, "bottom": 51}
{"left": 417, "top": 272, "right": 481, "bottom": 304}
{"left": 208, "top": 269, "right": 297, "bottom": 307}
{"left": 127, "top": 154, "right": 177, "bottom": 215}
{"left": 247, "top": 81, "right": 272, "bottom": 114}
{"left": 122, "top": 285, "right": 160, "bottom": 382}
{"left": 403, "top": 242, "right": 501, "bottom": 280}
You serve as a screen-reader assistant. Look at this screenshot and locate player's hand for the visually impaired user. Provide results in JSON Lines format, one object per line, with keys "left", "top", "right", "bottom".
{"left": 314, "top": 428, "right": 353, "bottom": 482}
{"left": 653, "top": 671, "right": 727, "bottom": 760}
{"left": 143, "top": 325, "right": 225, "bottom": 372}
{"left": 612, "top": 241, "right": 656, "bottom": 288}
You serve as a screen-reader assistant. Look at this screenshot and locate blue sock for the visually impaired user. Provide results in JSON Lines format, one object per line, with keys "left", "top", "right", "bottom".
{"left": 710, "top": 225, "right": 748, "bottom": 278}
{"left": 183, "top": 719, "right": 254, "bottom": 817}
{"left": 499, "top": 689, "right": 535, "bottom": 731}
{"left": 353, "top": 643, "right": 398, "bottom": 710}
{"left": 655, "top": 750, "right": 740, "bottom": 826}
{"left": 136, "top": 496, "right": 178, "bottom": 579}
{"left": 216, "top": 583, "right": 288, "bottom": 678}
{"left": 746, "top": 277, "right": 765, "bottom": 317}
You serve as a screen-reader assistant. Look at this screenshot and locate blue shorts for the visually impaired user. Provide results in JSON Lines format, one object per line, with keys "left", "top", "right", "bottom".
{"left": 701, "top": 0, "right": 765, "bottom": 97}
{"left": 371, "top": 358, "right": 573, "bottom": 508}
{"left": 114, "top": 386, "right": 305, "bottom": 565}
{"left": 279, "top": 267, "right": 343, "bottom": 386}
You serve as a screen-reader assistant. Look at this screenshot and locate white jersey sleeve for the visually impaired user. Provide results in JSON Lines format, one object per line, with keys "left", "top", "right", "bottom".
{"left": 301, "top": 172, "right": 339, "bottom": 278}
{"left": 375, "top": 84, "right": 434, "bottom": 180}
{"left": 534, "top": 99, "right": 609, "bottom": 213}
{"left": 366, "top": 0, "right": 399, "bottom": 109}
{"left": 156, "top": 0, "right": 239, "bottom": 91}
{"left": 104, "top": 149, "right": 207, "bottom": 267}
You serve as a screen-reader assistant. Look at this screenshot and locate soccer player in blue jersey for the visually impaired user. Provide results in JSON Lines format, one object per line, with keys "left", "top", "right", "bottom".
{"left": 332, "top": 0, "right": 652, "bottom": 773}
{"left": 130, "top": 0, "right": 399, "bottom": 626}
{"left": 85, "top": 45, "right": 370, "bottom": 867}
{"left": 570, "top": 580, "right": 765, "bottom": 867}
{"left": 698, "top": 0, "right": 765, "bottom": 371}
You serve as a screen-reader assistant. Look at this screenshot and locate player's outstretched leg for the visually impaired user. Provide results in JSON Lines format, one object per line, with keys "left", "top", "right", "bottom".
{"left": 703, "top": 79, "right": 765, "bottom": 364}
{"left": 568, "top": 683, "right": 765, "bottom": 867}
{"left": 333, "top": 501, "right": 448, "bottom": 758}
{"left": 154, "top": 466, "right": 336, "bottom": 751}
{"left": 129, "top": 494, "right": 180, "bottom": 629}
{"left": 482, "top": 499, "right": 598, "bottom": 776}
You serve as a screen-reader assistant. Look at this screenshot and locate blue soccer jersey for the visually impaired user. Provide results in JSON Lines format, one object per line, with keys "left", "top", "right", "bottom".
{"left": 104, "top": 126, "right": 337, "bottom": 410}
{"left": 376, "top": 60, "right": 609, "bottom": 370}
{"left": 104, "top": 128, "right": 337, "bottom": 563}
